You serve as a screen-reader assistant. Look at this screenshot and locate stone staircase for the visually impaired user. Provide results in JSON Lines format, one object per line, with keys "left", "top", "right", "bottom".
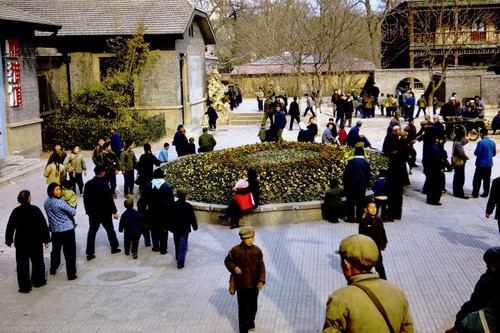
{"left": 0, "top": 155, "right": 47, "bottom": 188}
{"left": 229, "top": 112, "right": 263, "bottom": 125}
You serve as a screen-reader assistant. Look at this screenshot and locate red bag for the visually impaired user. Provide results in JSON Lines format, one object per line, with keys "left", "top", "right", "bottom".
{"left": 233, "top": 192, "right": 255, "bottom": 212}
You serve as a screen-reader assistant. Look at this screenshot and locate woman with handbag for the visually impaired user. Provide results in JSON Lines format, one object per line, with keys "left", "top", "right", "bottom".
{"left": 219, "top": 168, "right": 260, "bottom": 229}
{"left": 452, "top": 129, "right": 470, "bottom": 199}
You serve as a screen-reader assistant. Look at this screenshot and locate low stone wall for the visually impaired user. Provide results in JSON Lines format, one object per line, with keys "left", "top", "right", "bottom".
{"left": 191, "top": 190, "right": 374, "bottom": 226}
{"left": 191, "top": 201, "right": 323, "bottom": 226}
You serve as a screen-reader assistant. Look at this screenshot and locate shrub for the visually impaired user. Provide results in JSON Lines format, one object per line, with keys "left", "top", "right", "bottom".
{"left": 163, "top": 142, "right": 388, "bottom": 204}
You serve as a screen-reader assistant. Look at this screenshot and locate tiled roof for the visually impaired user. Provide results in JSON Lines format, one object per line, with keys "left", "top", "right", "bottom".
{"left": 0, "top": 4, "right": 61, "bottom": 31}
{"left": 231, "top": 54, "right": 376, "bottom": 75}
{"left": 1, "top": 0, "right": 214, "bottom": 42}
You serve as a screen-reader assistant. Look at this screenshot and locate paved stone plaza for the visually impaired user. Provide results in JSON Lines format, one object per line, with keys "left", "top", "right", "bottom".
{"left": 0, "top": 100, "right": 499, "bottom": 332}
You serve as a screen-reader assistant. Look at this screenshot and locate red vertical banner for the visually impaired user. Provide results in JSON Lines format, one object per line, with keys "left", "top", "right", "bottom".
{"left": 5, "top": 38, "right": 22, "bottom": 107}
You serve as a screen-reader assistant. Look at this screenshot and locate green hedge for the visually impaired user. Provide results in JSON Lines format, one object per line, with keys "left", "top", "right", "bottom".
{"left": 42, "top": 110, "right": 165, "bottom": 151}
{"left": 163, "top": 141, "right": 388, "bottom": 204}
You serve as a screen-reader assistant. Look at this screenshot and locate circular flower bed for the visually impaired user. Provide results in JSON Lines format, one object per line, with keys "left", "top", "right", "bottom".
{"left": 163, "top": 142, "right": 388, "bottom": 205}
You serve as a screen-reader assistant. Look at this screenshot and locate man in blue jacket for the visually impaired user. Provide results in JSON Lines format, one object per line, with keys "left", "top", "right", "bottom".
{"left": 343, "top": 146, "right": 371, "bottom": 223}
{"left": 472, "top": 128, "right": 496, "bottom": 198}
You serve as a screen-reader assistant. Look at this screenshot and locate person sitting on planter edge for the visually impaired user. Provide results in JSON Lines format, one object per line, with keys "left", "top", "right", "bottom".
{"left": 219, "top": 168, "right": 260, "bottom": 229}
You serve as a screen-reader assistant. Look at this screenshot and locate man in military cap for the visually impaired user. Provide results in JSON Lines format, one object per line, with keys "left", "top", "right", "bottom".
{"left": 446, "top": 246, "right": 500, "bottom": 333}
{"left": 224, "top": 226, "right": 266, "bottom": 333}
{"left": 323, "top": 234, "right": 414, "bottom": 333}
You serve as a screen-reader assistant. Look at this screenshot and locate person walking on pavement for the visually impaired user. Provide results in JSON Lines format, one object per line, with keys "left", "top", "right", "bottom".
{"left": 288, "top": 96, "right": 301, "bottom": 130}
{"left": 471, "top": 128, "right": 496, "bottom": 198}
{"left": 6, "top": 190, "right": 51, "bottom": 293}
{"left": 303, "top": 93, "right": 316, "bottom": 117}
{"left": 343, "top": 146, "right": 371, "bottom": 223}
{"left": 83, "top": 165, "right": 121, "bottom": 261}
{"left": 94, "top": 142, "right": 120, "bottom": 198}
{"left": 225, "top": 226, "right": 266, "bottom": 333}
{"left": 323, "top": 234, "right": 414, "bottom": 333}
{"left": 141, "top": 168, "right": 175, "bottom": 254}
{"left": 44, "top": 183, "right": 78, "bottom": 280}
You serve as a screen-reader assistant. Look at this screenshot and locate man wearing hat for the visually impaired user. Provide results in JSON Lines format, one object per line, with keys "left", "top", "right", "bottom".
{"left": 225, "top": 226, "right": 266, "bottom": 333}
{"left": 323, "top": 235, "right": 414, "bottom": 332}
{"left": 445, "top": 246, "right": 500, "bottom": 333}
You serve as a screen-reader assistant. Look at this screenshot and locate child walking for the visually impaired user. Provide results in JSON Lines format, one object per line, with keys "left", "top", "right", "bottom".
{"left": 119, "top": 198, "right": 141, "bottom": 259}
{"left": 359, "top": 199, "right": 388, "bottom": 280}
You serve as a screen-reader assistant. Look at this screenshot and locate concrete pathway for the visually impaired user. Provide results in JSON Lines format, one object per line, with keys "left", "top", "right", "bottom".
{"left": 0, "top": 99, "right": 499, "bottom": 332}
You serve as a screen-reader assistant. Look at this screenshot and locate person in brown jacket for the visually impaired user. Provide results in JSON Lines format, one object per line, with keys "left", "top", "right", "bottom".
{"left": 224, "top": 226, "right": 266, "bottom": 333}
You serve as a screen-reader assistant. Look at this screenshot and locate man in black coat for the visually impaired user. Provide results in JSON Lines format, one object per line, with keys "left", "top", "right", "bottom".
{"left": 83, "top": 165, "right": 121, "bottom": 261}
{"left": 446, "top": 247, "right": 500, "bottom": 333}
{"left": 486, "top": 177, "right": 500, "bottom": 236}
{"left": 5, "top": 190, "right": 51, "bottom": 293}
{"left": 423, "top": 141, "right": 444, "bottom": 205}
{"left": 343, "top": 146, "right": 371, "bottom": 223}
{"left": 383, "top": 126, "right": 409, "bottom": 221}
{"left": 141, "top": 168, "right": 175, "bottom": 254}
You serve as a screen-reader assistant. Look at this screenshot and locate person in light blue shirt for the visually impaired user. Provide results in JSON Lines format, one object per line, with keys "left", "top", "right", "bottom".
{"left": 44, "top": 182, "right": 77, "bottom": 280}
{"left": 157, "top": 142, "right": 169, "bottom": 164}
{"left": 472, "top": 128, "right": 497, "bottom": 198}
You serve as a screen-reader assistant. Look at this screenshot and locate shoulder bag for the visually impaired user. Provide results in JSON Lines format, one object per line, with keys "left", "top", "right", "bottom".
{"left": 351, "top": 282, "right": 395, "bottom": 333}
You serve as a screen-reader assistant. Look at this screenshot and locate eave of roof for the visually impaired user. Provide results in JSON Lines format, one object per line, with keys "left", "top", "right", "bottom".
{"left": 0, "top": 4, "right": 61, "bottom": 32}
{"left": 1, "top": 0, "right": 215, "bottom": 43}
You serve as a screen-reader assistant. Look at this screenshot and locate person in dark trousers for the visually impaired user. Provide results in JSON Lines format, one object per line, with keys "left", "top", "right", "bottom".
{"left": 169, "top": 188, "right": 198, "bottom": 269}
{"left": 94, "top": 141, "right": 120, "bottom": 198}
{"left": 136, "top": 143, "right": 161, "bottom": 192}
{"left": 110, "top": 126, "right": 122, "bottom": 159}
{"left": 219, "top": 168, "right": 260, "bottom": 229}
{"left": 172, "top": 125, "right": 189, "bottom": 157}
{"left": 5, "top": 190, "right": 51, "bottom": 293}
{"left": 120, "top": 140, "right": 137, "bottom": 198}
{"left": 423, "top": 140, "right": 445, "bottom": 205}
{"left": 322, "top": 179, "right": 344, "bottom": 223}
{"left": 119, "top": 198, "right": 141, "bottom": 259}
{"left": 445, "top": 247, "right": 500, "bottom": 333}
{"left": 141, "top": 168, "right": 175, "bottom": 254}
{"left": 83, "top": 165, "right": 121, "bottom": 261}
{"left": 205, "top": 100, "right": 219, "bottom": 131}
{"left": 342, "top": 146, "right": 371, "bottom": 223}
{"left": 486, "top": 177, "right": 500, "bottom": 237}
{"left": 288, "top": 96, "right": 301, "bottom": 130}
{"left": 359, "top": 200, "right": 388, "bottom": 280}
{"left": 225, "top": 226, "right": 266, "bottom": 333}
{"left": 471, "top": 128, "right": 496, "bottom": 198}
{"left": 44, "top": 182, "right": 77, "bottom": 280}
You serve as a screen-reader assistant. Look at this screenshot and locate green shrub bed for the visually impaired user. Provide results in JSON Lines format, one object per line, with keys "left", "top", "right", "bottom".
{"left": 163, "top": 142, "right": 388, "bottom": 205}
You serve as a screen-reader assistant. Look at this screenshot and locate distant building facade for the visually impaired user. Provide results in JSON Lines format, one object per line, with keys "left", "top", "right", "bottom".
{"left": 381, "top": 0, "right": 499, "bottom": 69}
{"left": 0, "top": 4, "right": 61, "bottom": 156}
{"left": 2, "top": 0, "right": 216, "bottom": 150}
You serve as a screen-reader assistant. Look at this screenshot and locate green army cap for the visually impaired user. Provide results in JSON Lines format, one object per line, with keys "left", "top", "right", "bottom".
{"left": 336, "top": 234, "right": 379, "bottom": 269}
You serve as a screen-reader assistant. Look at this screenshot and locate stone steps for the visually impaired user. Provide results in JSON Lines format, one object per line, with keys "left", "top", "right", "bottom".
{"left": 0, "top": 155, "right": 47, "bottom": 188}
{"left": 229, "top": 112, "right": 263, "bottom": 125}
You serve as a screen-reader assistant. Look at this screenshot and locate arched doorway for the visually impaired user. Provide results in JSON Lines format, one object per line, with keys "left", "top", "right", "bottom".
{"left": 395, "top": 77, "right": 425, "bottom": 97}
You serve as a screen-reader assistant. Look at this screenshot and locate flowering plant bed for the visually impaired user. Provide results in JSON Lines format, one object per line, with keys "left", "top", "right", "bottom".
{"left": 163, "top": 142, "right": 388, "bottom": 205}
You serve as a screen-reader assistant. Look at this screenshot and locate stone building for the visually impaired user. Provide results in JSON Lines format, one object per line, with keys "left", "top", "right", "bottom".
{"left": 0, "top": 4, "right": 61, "bottom": 157}
{"left": 381, "top": 0, "right": 499, "bottom": 69}
{"left": 229, "top": 53, "right": 376, "bottom": 98}
{"left": 3, "top": 0, "right": 216, "bottom": 147}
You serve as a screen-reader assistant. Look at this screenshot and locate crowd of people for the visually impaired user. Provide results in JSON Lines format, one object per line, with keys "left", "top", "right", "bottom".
{"left": 4, "top": 87, "right": 500, "bottom": 332}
